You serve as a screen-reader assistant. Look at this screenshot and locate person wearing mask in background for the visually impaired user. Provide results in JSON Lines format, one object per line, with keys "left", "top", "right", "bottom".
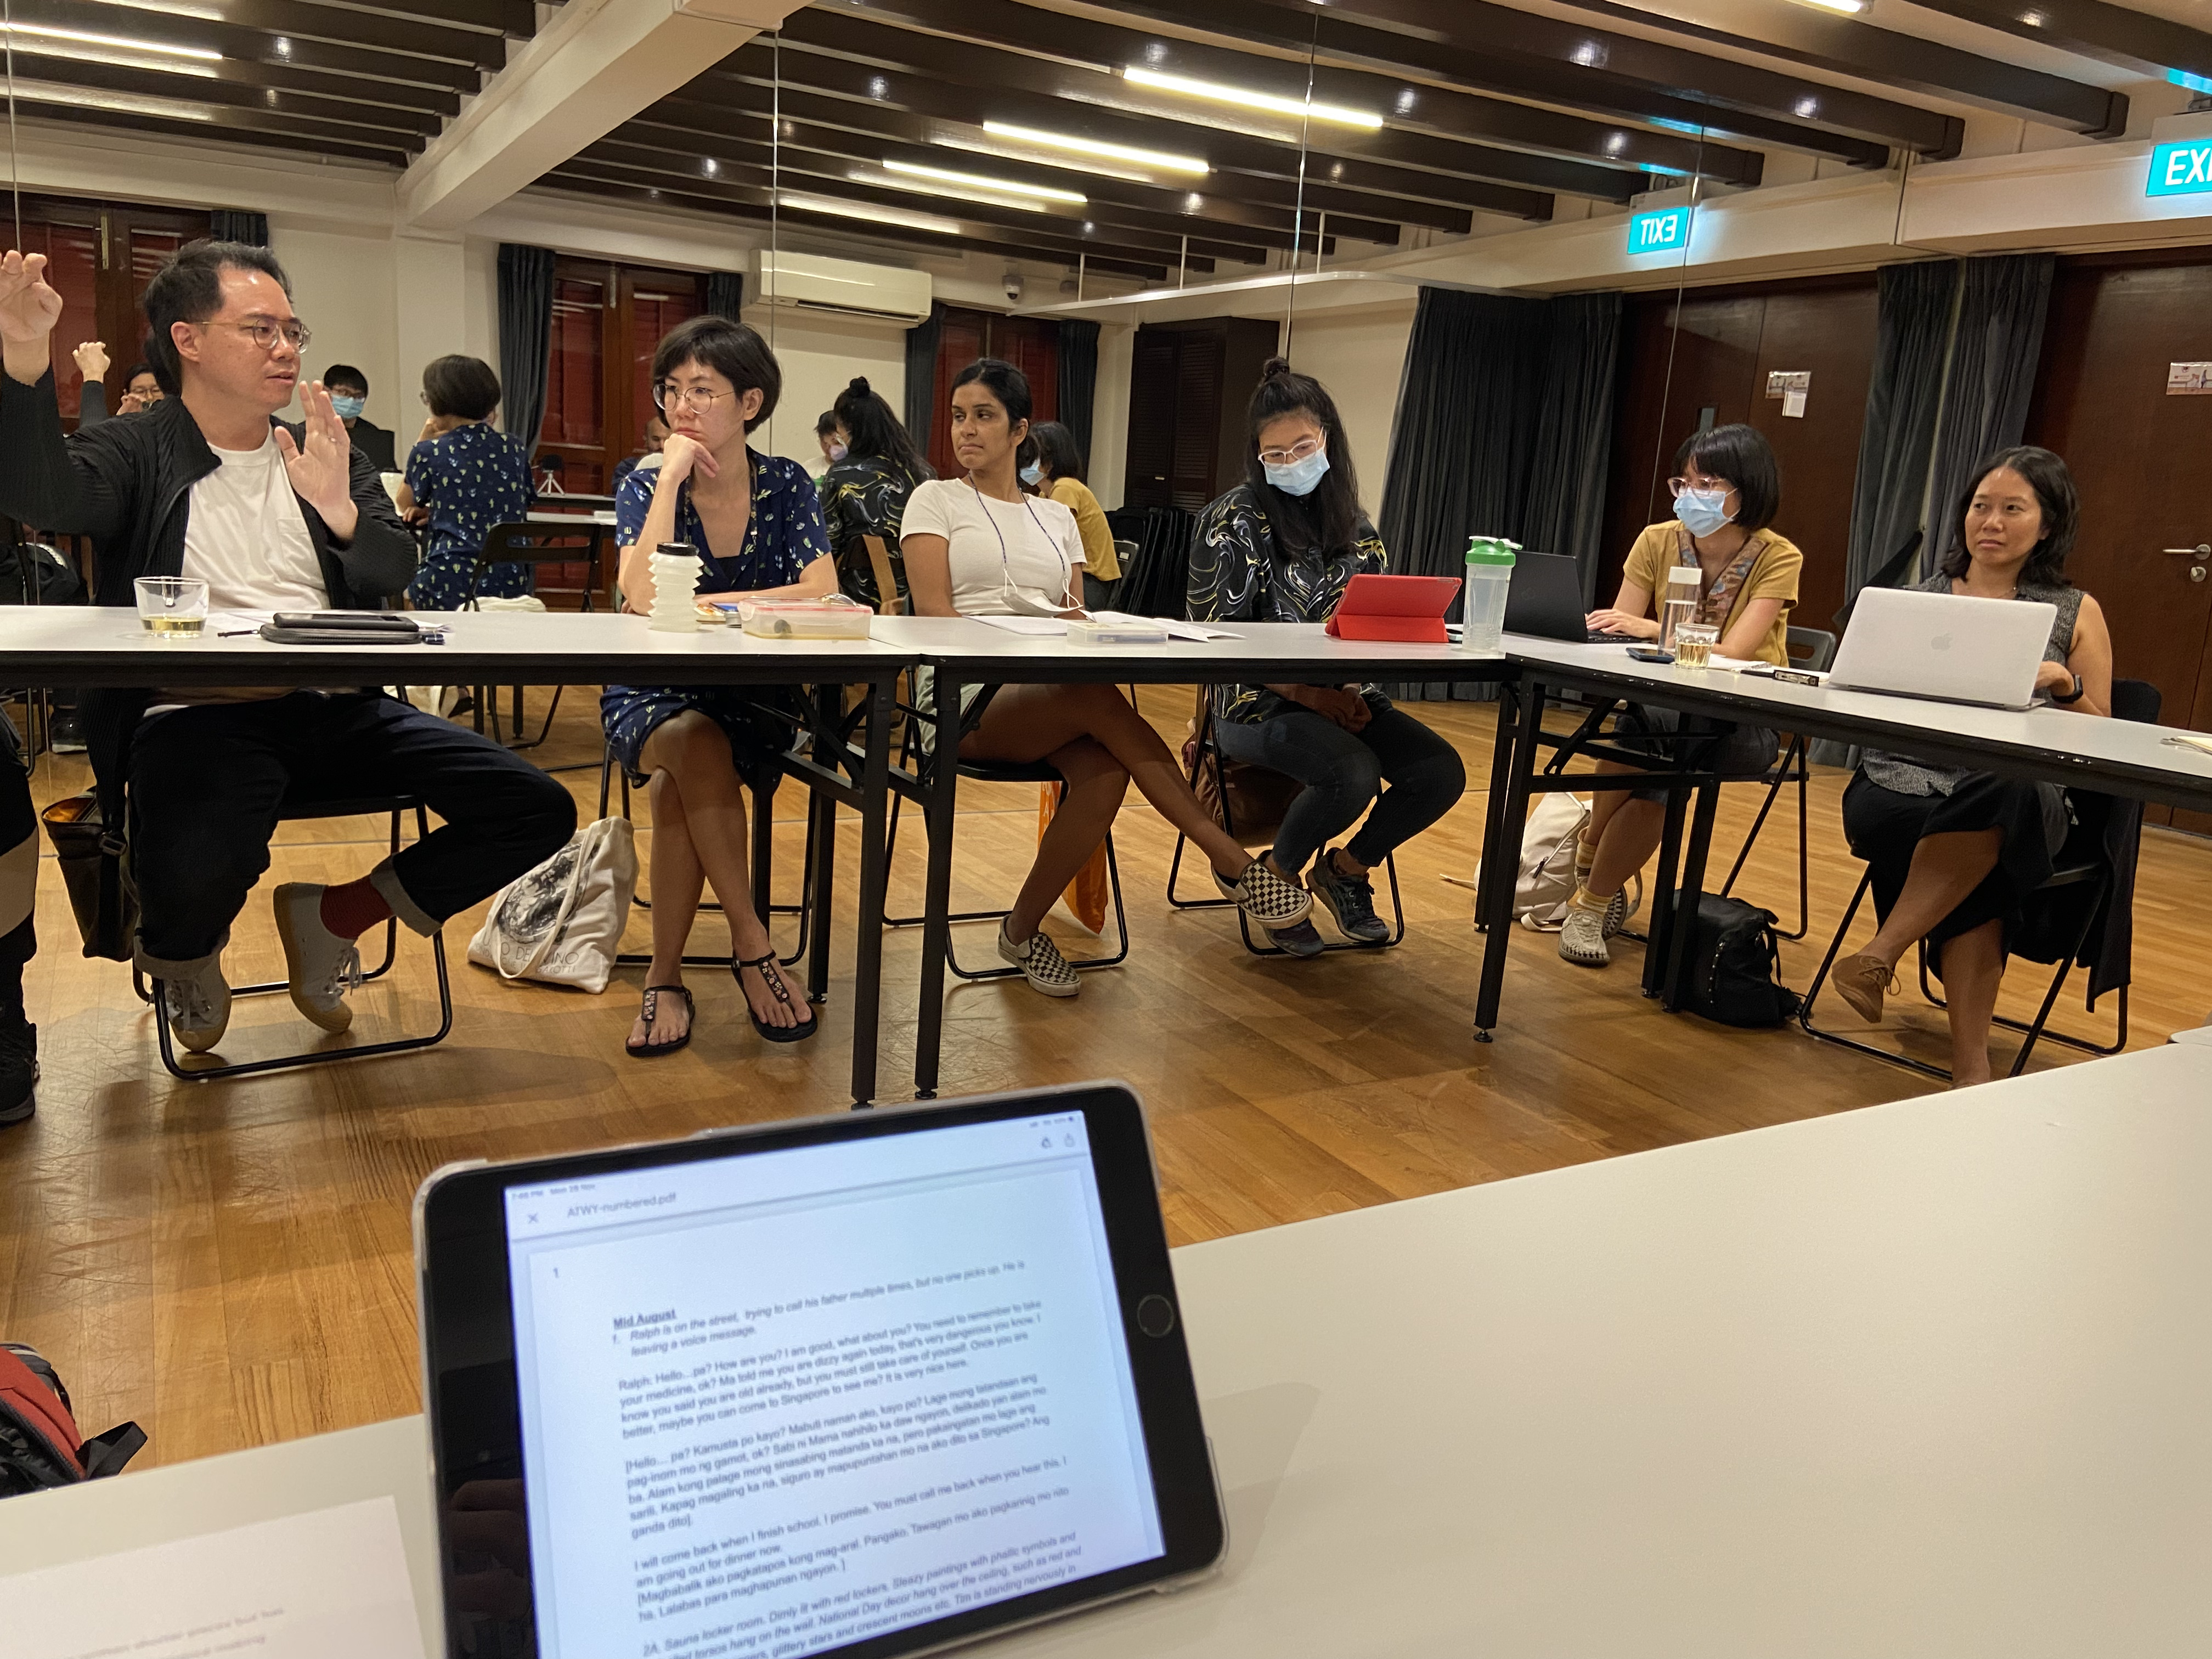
{"left": 1188, "top": 358, "right": 1465, "bottom": 957}
{"left": 395, "top": 354, "right": 535, "bottom": 611}
{"left": 611, "top": 414, "right": 668, "bottom": 490}
{"left": 1025, "top": 421, "right": 1121, "bottom": 612}
{"left": 902, "top": 357, "right": 1312, "bottom": 996}
{"left": 1832, "top": 448, "right": 2112, "bottom": 1086}
{"left": 1566, "top": 424, "right": 1803, "bottom": 970}
{"left": 604, "top": 316, "right": 837, "bottom": 1057}
{"left": 813, "top": 408, "right": 841, "bottom": 485}
{"left": 820, "top": 374, "right": 933, "bottom": 608}
{"left": 321, "top": 363, "right": 395, "bottom": 472}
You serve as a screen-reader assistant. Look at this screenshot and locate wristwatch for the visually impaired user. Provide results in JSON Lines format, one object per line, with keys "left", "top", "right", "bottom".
{"left": 2051, "top": 672, "right": 2085, "bottom": 704}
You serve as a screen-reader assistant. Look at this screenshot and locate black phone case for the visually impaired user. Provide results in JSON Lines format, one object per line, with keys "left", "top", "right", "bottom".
{"left": 256, "top": 624, "right": 422, "bottom": 645}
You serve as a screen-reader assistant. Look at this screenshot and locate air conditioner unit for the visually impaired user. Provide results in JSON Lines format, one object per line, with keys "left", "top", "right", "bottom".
{"left": 749, "top": 250, "right": 933, "bottom": 325}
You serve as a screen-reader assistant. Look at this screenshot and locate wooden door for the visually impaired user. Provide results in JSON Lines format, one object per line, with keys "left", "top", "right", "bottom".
{"left": 1170, "top": 329, "right": 1225, "bottom": 509}
{"left": 1125, "top": 334, "right": 1177, "bottom": 508}
{"left": 926, "top": 308, "right": 1059, "bottom": 480}
{"left": 535, "top": 259, "right": 698, "bottom": 494}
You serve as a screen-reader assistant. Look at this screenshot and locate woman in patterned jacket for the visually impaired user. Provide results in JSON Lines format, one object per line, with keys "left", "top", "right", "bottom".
{"left": 1188, "top": 358, "right": 1466, "bottom": 957}
{"left": 398, "top": 354, "right": 535, "bottom": 610}
{"left": 819, "top": 375, "right": 932, "bottom": 608}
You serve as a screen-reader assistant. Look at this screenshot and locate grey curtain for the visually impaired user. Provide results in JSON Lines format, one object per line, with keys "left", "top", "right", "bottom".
{"left": 1376, "top": 286, "right": 1621, "bottom": 698}
{"left": 1844, "top": 259, "right": 1959, "bottom": 613}
{"left": 1922, "top": 253, "right": 2056, "bottom": 571}
{"left": 704, "top": 271, "right": 744, "bottom": 321}
{"left": 905, "top": 301, "right": 943, "bottom": 456}
{"left": 497, "top": 243, "right": 556, "bottom": 456}
{"left": 210, "top": 210, "right": 268, "bottom": 247}
{"left": 1057, "top": 318, "right": 1100, "bottom": 464}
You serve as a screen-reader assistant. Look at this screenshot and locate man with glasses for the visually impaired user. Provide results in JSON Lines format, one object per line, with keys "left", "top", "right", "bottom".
{"left": 0, "top": 238, "right": 574, "bottom": 1056}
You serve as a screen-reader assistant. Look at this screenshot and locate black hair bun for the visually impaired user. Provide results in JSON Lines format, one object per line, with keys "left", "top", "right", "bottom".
{"left": 1261, "top": 356, "right": 1294, "bottom": 380}
{"left": 847, "top": 376, "right": 871, "bottom": 398}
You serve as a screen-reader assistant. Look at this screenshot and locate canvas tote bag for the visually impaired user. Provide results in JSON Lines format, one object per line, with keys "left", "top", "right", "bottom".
{"left": 469, "top": 816, "right": 637, "bottom": 993}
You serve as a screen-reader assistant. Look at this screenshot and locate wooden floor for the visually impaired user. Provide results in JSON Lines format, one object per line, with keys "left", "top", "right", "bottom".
{"left": 3, "top": 686, "right": 2207, "bottom": 1468}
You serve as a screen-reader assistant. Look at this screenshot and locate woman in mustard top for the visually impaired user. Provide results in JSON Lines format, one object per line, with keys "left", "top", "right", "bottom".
{"left": 1026, "top": 421, "right": 1121, "bottom": 609}
{"left": 1566, "top": 424, "right": 1804, "bottom": 969}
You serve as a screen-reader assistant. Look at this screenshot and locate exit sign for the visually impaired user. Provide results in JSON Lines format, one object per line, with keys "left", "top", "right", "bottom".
{"left": 1628, "top": 206, "right": 1691, "bottom": 254}
{"left": 2147, "top": 139, "right": 2212, "bottom": 197}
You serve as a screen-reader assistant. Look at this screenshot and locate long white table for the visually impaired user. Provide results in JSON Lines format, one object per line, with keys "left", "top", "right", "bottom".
{"left": 12, "top": 1042, "right": 2207, "bottom": 1656}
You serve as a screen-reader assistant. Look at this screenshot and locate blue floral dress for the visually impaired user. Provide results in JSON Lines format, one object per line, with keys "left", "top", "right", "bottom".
{"left": 600, "top": 449, "right": 833, "bottom": 782}
{"left": 403, "top": 422, "right": 537, "bottom": 610}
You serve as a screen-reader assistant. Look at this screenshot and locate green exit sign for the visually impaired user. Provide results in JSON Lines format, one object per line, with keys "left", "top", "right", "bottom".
{"left": 2149, "top": 140, "right": 2212, "bottom": 196}
{"left": 1628, "top": 206, "right": 1691, "bottom": 254}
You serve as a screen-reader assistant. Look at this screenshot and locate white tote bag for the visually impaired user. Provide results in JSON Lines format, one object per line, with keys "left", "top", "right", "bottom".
{"left": 468, "top": 816, "right": 637, "bottom": 993}
{"left": 1509, "top": 793, "right": 1640, "bottom": 932}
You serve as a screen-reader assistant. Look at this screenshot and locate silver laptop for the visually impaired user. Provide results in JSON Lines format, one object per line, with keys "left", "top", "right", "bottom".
{"left": 1827, "top": 586, "right": 2057, "bottom": 710}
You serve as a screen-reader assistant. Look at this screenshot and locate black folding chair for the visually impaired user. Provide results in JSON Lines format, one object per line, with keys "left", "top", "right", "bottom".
{"left": 464, "top": 521, "right": 610, "bottom": 752}
{"left": 1717, "top": 625, "right": 1838, "bottom": 939}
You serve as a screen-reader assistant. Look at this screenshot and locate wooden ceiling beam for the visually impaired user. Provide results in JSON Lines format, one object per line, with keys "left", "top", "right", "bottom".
{"left": 147, "top": 0, "right": 509, "bottom": 71}
{"left": 0, "top": 55, "right": 441, "bottom": 138}
{"left": 297, "top": 0, "right": 532, "bottom": 37}
{"left": 9, "top": 95, "right": 415, "bottom": 166}
{"left": 12, "top": 0, "right": 484, "bottom": 94}
{"left": 1903, "top": 0, "right": 2212, "bottom": 84}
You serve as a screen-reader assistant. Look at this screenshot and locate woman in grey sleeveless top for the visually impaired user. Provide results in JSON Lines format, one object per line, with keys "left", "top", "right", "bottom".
{"left": 1833, "top": 447, "right": 2114, "bottom": 1085}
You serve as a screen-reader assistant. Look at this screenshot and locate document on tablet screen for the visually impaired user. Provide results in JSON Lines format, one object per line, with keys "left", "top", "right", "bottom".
{"left": 502, "top": 1111, "right": 1165, "bottom": 1659}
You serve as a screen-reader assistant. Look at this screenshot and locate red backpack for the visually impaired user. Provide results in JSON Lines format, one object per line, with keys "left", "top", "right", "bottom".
{"left": 0, "top": 1342, "right": 144, "bottom": 1496}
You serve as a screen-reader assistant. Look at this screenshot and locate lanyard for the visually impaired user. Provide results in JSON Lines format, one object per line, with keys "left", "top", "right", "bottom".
{"left": 966, "top": 475, "right": 1069, "bottom": 606}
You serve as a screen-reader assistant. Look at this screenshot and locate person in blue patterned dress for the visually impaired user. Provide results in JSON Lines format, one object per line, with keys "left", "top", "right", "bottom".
{"left": 398, "top": 354, "right": 535, "bottom": 611}
{"left": 603, "top": 315, "right": 837, "bottom": 1057}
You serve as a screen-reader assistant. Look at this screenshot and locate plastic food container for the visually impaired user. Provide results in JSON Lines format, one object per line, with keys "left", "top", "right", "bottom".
{"left": 735, "top": 596, "right": 875, "bottom": 639}
{"left": 1067, "top": 616, "right": 1169, "bottom": 646}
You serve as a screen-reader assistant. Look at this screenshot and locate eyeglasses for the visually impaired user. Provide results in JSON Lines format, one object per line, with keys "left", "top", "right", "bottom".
{"left": 210, "top": 316, "right": 311, "bottom": 353}
{"left": 1257, "top": 435, "right": 1325, "bottom": 467}
{"left": 1667, "top": 476, "right": 1733, "bottom": 498}
{"left": 653, "top": 382, "right": 738, "bottom": 414}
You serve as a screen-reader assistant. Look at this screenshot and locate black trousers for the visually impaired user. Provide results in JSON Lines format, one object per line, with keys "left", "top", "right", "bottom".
{"left": 1, "top": 710, "right": 31, "bottom": 1022}
{"left": 128, "top": 692, "right": 575, "bottom": 974}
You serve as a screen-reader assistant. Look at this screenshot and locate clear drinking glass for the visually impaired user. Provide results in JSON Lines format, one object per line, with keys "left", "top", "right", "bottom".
{"left": 1673, "top": 621, "right": 1719, "bottom": 669}
{"left": 134, "top": 576, "right": 209, "bottom": 639}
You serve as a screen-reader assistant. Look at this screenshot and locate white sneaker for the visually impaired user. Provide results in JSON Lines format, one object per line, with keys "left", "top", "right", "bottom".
{"left": 998, "top": 923, "right": 1080, "bottom": 997}
{"left": 162, "top": 958, "right": 232, "bottom": 1052}
{"left": 1602, "top": 888, "right": 1630, "bottom": 939}
{"left": 1558, "top": 908, "right": 1610, "bottom": 967}
{"left": 274, "top": 883, "right": 363, "bottom": 1034}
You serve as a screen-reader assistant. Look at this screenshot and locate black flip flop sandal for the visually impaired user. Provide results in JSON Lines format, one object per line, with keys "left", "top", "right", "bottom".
{"left": 625, "top": 984, "right": 695, "bottom": 1058}
{"left": 735, "top": 953, "right": 819, "bottom": 1043}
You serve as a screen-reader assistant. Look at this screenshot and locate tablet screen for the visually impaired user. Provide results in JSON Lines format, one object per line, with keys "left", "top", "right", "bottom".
{"left": 499, "top": 1108, "right": 1165, "bottom": 1659}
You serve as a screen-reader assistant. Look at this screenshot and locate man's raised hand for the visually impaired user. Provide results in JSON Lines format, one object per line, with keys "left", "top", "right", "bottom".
{"left": 0, "top": 251, "right": 63, "bottom": 386}
{"left": 274, "top": 379, "right": 359, "bottom": 540}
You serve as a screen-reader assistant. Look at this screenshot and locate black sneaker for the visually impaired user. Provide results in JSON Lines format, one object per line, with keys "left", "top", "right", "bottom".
{"left": 1310, "top": 850, "right": 1390, "bottom": 944}
{"left": 0, "top": 1018, "right": 35, "bottom": 1126}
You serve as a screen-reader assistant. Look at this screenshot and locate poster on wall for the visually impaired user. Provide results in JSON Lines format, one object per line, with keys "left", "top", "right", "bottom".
{"left": 2167, "top": 362, "right": 2212, "bottom": 394}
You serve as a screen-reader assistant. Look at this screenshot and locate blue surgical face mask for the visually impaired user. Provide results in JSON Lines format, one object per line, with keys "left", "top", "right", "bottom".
{"left": 1019, "top": 461, "right": 1044, "bottom": 487}
{"left": 1673, "top": 486, "right": 1732, "bottom": 538}
{"left": 1264, "top": 447, "right": 1330, "bottom": 497}
{"left": 330, "top": 394, "right": 366, "bottom": 420}
{"left": 827, "top": 442, "right": 849, "bottom": 464}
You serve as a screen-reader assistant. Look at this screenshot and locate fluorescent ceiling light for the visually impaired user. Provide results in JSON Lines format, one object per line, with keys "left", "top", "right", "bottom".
{"left": 777, "top": 190, "right": 963, "bottom": 237}
{"left": 1786, "top": 0, "right": 1864, "bottom": 11}
{"left": 883, "top": 157, "right": 1085, "bottom": 204}
{"left": 857, "top": 170, "right": 1051, "bottom": 212}
{"left": 933, "top": 130, "right": 1158, "bottom": 185}
{"left": 983, "top": 120, "right": 1207, "bottom": 176}
{"left": 4, "top": 20, "right": 218, "bottom": 58}
{"left": 1122, "top": 65, "right": 1382, "bottom": 129}
{"left": 73, "top": 0, "right": 226, "bottom": 17}
{"left": 6, "top": 77, "right": 213, "bottom": 120}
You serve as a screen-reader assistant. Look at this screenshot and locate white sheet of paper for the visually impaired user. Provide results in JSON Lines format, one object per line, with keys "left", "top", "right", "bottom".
{"left": 1087, "top": 611, "right": 1239, "bottom": 641}
{"left": 206, "top": 611, "right": 275, "bottom": 634}
{"left": 1781, "top": 389, "right": 1808, "bottom": 418}
{"left": 973, "top": 614, "right": 1066, "bottom": 635}
{"left": 2, "top": 1494, "right": 425, "bottom": 1659}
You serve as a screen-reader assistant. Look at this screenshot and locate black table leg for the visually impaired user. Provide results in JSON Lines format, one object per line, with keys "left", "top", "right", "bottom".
{"left": 806, "top": 685, "right": 837, "bottom": 1004}
{"left": 1473, "top": 675, "right": 1539, "bottom": 1040}
{"left": 1472, "top": 676, "right": 1522, "bottom": 927}
{"left": 848, "top": 673, "right": 892, "bottom": 1108}
{"left": 1662, "top": 778, "right": 1722, "bottom": 1013}
{"left": 1641, "top": 786, "right": 1689, "bottom": 1000}
{"left": 912, "top": 671, "right": 961, "bottom": 1099}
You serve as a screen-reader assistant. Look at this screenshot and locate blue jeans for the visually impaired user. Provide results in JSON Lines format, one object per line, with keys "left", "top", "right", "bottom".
{"left": 1211, "top": 704, "right": 1465, "bottom": 874}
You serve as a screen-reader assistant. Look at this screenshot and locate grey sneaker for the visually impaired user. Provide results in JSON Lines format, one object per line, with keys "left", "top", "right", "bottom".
{"left": 1214, "top": 860, "right": 1313, "bottom": 929}
{"left": 998, "top": 923, "right": 1079, "bottom": 997}
{"left": 1558, "top": 908, "right": 1610, "bottom": 967}
{"left": 1266, "top": 918, "right": 1327, "bottom": 958}
{"left": 1602, "top": 888, "right": 1630, "bottom": 939}
{"left": 274, "top": 883, "right": 363, "bottom": 1034}
{"left": 1310, "top": 851, "right": 1390, "bottom": 944}
{"left": 162, "top": 958, "right": 233, "bottom": 1051}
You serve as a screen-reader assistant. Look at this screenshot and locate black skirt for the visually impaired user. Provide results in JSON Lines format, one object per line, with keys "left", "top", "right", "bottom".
{"left": 1841, "top": 769, "right": 2067, "bottom": 972}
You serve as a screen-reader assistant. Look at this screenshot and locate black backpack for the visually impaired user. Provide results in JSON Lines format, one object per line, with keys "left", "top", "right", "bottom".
{"left": 1667, "top": 894, "right": 1799, "bottom": 1028}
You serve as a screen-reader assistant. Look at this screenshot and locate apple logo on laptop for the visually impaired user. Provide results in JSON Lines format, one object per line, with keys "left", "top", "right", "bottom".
{"left": 1929, "top": 633, "right": 1953, "bottom": 651}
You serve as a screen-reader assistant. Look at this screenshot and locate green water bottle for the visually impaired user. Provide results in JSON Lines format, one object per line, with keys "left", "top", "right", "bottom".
{"left": 1461, "top": 536, "right": 1519, "bottom": 654}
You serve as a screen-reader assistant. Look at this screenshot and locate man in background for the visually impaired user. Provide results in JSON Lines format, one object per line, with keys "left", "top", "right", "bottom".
{"left": 323, "top": 362, "right": 396, "bottom": 472}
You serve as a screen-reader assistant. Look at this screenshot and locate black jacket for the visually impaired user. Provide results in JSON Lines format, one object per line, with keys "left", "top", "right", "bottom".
{"left": 347, "top": 416, "right": 398, "bottom": 474}
{"left": 0, "top": 367, "right": 418, "bottom": 813}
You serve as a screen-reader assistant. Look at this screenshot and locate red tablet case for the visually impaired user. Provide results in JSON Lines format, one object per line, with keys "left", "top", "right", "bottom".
{"left": 1324, "top": 573, "right": 1463, "bottom": 643}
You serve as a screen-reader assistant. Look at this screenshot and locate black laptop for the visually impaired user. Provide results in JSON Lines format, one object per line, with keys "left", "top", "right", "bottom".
{"left": 1503, "top": 550, "right": 1638, "bottom": 645}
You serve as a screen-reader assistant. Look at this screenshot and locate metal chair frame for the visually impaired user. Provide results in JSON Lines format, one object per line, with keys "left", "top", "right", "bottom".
{"left": 462, "top": 521, "right": 608, "bottom": 754}
{"left": 1716, "top": 625, "right": 1838, "bottom": 941}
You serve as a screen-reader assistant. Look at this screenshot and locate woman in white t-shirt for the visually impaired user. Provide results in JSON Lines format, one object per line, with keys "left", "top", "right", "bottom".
{"left": 900, "top": 358, "right": 1312, "bottom": 997}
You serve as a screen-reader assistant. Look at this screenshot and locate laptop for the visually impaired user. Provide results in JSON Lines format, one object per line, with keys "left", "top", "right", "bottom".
{"left": 416, "top": 1084, "right": 1225, "bottom": 1659}
{"left": 1826, "top": 586, "right": 2057, "bottom": 710}
{"left": 1501, "top": 550, "right": 1641, "bottom": 645}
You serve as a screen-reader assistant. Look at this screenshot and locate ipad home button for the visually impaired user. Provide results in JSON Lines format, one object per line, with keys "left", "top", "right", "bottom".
{"left": 1136, "top": 1294, "right": 1177, "bottom": 1338}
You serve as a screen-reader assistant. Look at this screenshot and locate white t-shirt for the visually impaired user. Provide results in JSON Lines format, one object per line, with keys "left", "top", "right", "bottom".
{"left": 179, "top": 430, "right": 329, "bottom": 612}
{"left": 901, "top": 477, "right": 1084, "bottom": 617}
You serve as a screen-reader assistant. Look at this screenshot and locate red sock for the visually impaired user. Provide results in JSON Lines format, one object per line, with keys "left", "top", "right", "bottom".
{"left": 319, "top": 876, "right": 392, "bottom": 940}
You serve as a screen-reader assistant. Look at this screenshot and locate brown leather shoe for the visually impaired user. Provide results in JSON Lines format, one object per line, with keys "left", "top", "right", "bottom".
{"left": 1832, "top": 952, "right": 1897, "bottom": 1025}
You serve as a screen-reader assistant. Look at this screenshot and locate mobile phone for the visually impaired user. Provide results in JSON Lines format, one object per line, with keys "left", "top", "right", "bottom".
{"left": 1627, "top": 646, "right": 1674, "bottom": 665}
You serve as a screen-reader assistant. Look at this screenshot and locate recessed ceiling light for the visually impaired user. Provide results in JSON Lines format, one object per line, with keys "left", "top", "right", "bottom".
{"left": 778, "top": 190, "right": 964, "bottom": 237}
{"left": 1121, "top": 65, "right": 1382, "bottom": 129}
{"left": 982, "top": 120, "right": 1208, "bottom": 175}
{"left": 702, "top": 157, "right": 720, "bottom": 176}
{"left": 883, "top": 157, "right": 1085, "bottom": 204}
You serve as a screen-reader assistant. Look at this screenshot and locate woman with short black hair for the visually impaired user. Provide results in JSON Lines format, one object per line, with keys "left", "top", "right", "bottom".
{"left": 603, "top": 315, "right": 836, "bottom": 1056}
{"left": 1564, "top": 422, "right": 1805, "bottom": 969}
{"left": 1831, "top": 446, "right": 2113, "bottom": 1085}
{"left": 398, "top": 353, "right": 534, "bottom": 610}
{"left": 820, "top": 374, "right": 932, "bottom": 606}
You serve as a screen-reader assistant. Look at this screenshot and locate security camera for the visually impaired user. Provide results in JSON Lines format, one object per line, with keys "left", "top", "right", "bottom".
{"left": 1002, "top": 272, "right": 1024, "bottom": 304}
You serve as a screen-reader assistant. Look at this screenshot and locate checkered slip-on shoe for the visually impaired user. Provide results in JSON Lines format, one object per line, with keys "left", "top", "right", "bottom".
{"left": 1214, "top": 860, "right": 1314, "bottom": 929}
{"left": 998, "top": 923, "right": 1081, "bottom": 997}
